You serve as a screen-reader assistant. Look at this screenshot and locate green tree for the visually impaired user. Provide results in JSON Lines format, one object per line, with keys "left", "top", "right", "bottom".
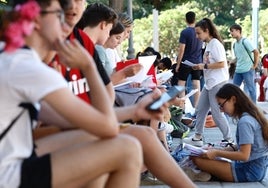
{"left": 237, "top": 8, "right": 268, "bottom": 56}
{"left": 126, "top": 2, "right": 207, "bottom": 58}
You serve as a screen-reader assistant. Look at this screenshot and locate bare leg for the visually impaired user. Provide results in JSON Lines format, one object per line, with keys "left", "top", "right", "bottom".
{"left": 191, "top": 80, "right": 200, "bottom": 108}
{"left": 157, "top": 128, "right": 169, "bottom": 151}
{"left": 35, "top": 130, "right": 143, "bottom": 188}
{"left": 150, "top": 119, "right": 169, "bottom": 151}
{"left": 121, "top": 125, "right": 196, "bottom": 188}
{"left": 178, "top": 80, "right": 186, "bottom": 98}
{"left": 192, "top": 157, "right": 234, "bottom": 182}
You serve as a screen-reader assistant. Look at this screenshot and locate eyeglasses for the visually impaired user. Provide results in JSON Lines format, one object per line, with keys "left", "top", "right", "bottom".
{"left": 40, "top": 10, "right": 65, "bottom": 25}
{"left": 218, "top": 99, "right": 228, "bottom": 110}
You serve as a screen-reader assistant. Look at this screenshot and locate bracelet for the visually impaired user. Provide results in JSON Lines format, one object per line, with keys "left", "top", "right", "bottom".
{"left": 204, "top": 64, "right": 208, "bottom": 69}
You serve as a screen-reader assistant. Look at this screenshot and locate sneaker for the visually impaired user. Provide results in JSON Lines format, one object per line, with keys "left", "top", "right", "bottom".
{"left": 182, "top": 127, "right": 190, "bottom": 138}
{"left": 181, "top": 116, "right": 193, "bottom": 126}
{"left": 183, "top": 167, "right": 211, "bottom": 182}
{"left": 140, "top": 171, "right": 164, "bottom": 185}
{"left": 219, "top": 139, "right": 234, "bottom": 147}
{"left": 183, "top": 136, "right": 203, "bottom": 147}
{"left": 219, "top": 139, "right": 236, "bottom": 150}
{"left": 162, "top": 122, "right": 174, "bottom": 134}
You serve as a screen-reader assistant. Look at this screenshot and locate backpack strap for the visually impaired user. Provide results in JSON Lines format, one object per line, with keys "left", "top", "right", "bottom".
{"left": 0, "top": 103, "right": 38, "bottom": 142}
{"left": 241, "top": 38, "right": 254, "bottom": 64}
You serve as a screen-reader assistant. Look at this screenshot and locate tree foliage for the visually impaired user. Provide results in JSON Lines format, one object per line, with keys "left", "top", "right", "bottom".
{"left": 122, "top": 0, "right": 268, "bottom": 59}
{"left": 126, "top": 2, "right": 207, "bottom": 58}
{"left": 236, "top": 8, "right": 268, "bottom": 55}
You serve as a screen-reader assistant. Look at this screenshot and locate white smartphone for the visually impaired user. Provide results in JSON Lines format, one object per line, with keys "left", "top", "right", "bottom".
{"left": 146, "top": 85, "right": 185, "bottom": 111}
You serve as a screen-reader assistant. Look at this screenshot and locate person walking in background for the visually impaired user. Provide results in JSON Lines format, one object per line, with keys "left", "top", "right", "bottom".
{"left": 183, "top": 18, "right": 232, "bottom": 147}
{"left": 229, "top": 24, "right": 260, "bottom": 103}
{"left": 175, "top": 11, "right": 203, "bottom": 108}
{"left": 191, "top": 83, "right": 268, "bottom": 182}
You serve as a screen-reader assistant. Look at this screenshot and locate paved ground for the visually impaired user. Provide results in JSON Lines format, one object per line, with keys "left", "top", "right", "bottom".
{"left": 140, "top": 102, "right": 268, "bottom": 188}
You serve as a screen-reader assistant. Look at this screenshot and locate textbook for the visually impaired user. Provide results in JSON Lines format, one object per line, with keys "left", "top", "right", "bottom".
{"left": 116, "top": 55, "right": 156, "bottom": 83}
{"left": 183, "top": 143, "right": 232, "bottom": 162}
{"left": 116, "top": 59, "right": 138, "bottom": 71}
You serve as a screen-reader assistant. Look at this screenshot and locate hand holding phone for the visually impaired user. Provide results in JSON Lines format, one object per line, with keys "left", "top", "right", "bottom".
{"left": 146, "top": 85, "right": 185, "bottom": 111}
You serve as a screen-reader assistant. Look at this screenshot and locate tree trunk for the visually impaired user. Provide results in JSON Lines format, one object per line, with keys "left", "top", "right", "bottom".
{"left": 109, "top": 0, "right": 124, "bottom": 13}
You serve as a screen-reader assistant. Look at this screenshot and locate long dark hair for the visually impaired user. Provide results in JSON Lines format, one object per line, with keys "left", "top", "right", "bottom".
{"left": 216, "top": 83, "right": 268, "bottom": 141}
{"left": 195, "top": 18, "right": 223, "bottom": 43}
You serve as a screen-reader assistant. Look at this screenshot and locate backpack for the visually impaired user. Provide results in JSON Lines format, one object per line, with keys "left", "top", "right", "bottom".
{"left": 168, "top": 106, "right": 190, "bottom": 138}
{"left": 114, "top": 86, "right": 152, "bottom": 107}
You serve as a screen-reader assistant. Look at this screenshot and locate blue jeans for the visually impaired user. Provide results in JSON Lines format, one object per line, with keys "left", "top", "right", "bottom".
{"left": 233, "top": 69, "right": 256, "bottom": 103}
{"left": 232, "top": 156, "right": 268, "bottom": 182}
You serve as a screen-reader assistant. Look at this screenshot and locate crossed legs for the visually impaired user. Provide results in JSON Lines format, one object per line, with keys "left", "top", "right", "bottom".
{"left": 192, "top": 156, "right": 234, "bottom": 182}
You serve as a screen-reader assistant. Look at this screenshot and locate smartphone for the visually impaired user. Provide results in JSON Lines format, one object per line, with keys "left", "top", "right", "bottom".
{"left": 146, "top": 85, "right": 185, "bottom": 111}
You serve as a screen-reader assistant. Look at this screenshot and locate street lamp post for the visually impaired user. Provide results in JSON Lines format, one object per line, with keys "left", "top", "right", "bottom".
{"left": 127, "top": 0, "right": 135, "bottom": 59}
{"left": 252, "top": 0, "right": 259, "bottom": 49}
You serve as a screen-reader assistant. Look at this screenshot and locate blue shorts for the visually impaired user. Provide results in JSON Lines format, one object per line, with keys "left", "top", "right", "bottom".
{"left": 231, "top": 156, "right": 268, "bottom": 182}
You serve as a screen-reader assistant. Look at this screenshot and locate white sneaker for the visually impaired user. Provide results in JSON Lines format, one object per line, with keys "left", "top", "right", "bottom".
{"left": 183, "top": 136, "right": 203, "bottom": 147}
{"left": 162, "top": 122, "right": 174, "bottom": 134}
{"left": 183, "top": 167, "right": 211, "bottom": 182}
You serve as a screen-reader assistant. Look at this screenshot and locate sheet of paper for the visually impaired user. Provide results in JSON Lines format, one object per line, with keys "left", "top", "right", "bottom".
{"left": 182, "top": 60, "right": 195, "bottom": 67}
{"left": 183, "top": 143, "right": 231, "bottom": 162}
{"left": 126, "top": 55, "right": 156, "bottom": 83}
{"left": 156, "top": 70, "right": 173, "bottom": 83}
{"left": 113, "top": 80, "right": 133, "bottom": 89}
{"left": 182, "top": 89, "right": 198, "bottom": 99}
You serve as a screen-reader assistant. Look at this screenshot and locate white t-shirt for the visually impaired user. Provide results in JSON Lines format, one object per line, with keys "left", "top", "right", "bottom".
{"left": 203, "top": 38, "right": 229, "bottom": 90}
{"left": 0, "top": 48, "right": 67, "bottom": 187}
{"left": 105, "top": 48, "right": 121, "bottom": 70}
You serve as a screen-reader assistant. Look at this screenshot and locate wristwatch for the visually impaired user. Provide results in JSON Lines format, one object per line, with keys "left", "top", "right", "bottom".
{"left": 204, "top": 64, "right": 208, "bottom": 69}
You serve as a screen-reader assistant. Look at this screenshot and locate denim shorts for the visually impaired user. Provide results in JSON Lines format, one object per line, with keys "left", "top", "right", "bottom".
{"left": 231, "top": 155, "right": 268, "bottom": 182}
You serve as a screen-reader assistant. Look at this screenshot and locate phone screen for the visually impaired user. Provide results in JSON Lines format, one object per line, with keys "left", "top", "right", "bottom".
{"left": 146, "top": 85, "right": 185, "bottom": 111}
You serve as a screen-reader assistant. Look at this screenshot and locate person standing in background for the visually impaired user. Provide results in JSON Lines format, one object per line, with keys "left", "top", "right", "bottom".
{"left": 175, "top": 11, "right": 203, "bottom": 108}
{"left": 229, "top": 24, "right": 260, "bottom": 103}
{"left": 183, "top": 18, "right": 232, "bottom": 147}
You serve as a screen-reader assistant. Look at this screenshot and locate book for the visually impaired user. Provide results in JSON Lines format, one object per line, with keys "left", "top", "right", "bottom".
{"left": 116, "top": 59, "right": 138, "bottom": 71}
{"left": 118, "top": 55, "right": 156, "bottom": 83}
{"left": 182, "top": 89, "right": 198, "bottom": 99}
{"left": 183, "top": 143, "right": 232, "bottom": 162}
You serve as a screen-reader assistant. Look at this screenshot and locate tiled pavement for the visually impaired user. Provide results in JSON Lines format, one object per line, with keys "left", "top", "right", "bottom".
{"left": 140, "top": 102, "right": 268, "bottom": 188}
